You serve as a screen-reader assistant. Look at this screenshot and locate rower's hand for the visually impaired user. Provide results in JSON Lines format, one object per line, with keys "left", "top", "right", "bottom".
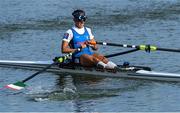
{"left": 87, "top": 40, "right": 96, "bottom": 45}
{"left": 87, "top": 40, "right": 98, "bottom": 50}
{"left": 75, "top": 43, "right": 87, "bottom": 52}
{"left": 80, "top": 43, "right": 87, "bottom": 49}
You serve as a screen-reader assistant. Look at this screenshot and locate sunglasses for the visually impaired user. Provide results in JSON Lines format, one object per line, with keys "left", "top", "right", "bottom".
{"left": 75, "top": 15, "right": 87, "bottom": 22}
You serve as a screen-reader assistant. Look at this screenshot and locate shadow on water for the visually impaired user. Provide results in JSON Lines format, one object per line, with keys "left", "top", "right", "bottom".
{"left": 24, "top": 71, "right": 180, "bottom": 103}
{"left": 26, "top": 73, "right": 151, "bottom": 102}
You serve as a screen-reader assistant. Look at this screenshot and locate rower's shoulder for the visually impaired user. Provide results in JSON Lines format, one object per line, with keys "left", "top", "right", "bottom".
{"left": 65, "top": 29, "right": 73, "bottom": 34}
{"left": 85, "top": 27, "right": 93, "bottom": 34}
{"left": 85, "top": 27, "right": 92, "bottom": 31}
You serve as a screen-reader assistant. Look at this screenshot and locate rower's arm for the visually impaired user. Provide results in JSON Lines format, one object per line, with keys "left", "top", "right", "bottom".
{"left": 61, "top": 41, "right": 77, "bottom": 53}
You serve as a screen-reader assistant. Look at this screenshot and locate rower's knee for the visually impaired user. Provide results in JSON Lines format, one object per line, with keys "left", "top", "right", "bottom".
{"left": 80, "top": 54, "right": 96, "bottom": 66}
{"left": 93, "top": 53, "right": 108, "bottom": 64}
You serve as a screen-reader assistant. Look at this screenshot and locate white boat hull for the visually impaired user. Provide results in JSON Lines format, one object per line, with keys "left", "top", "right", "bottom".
{"left": 0, "top": 60, "right": 180, "bottom": 82}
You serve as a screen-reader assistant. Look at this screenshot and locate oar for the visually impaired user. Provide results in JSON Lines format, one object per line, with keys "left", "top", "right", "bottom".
{"left": 5, "top": 52, "right": 74, "bottom": 90}
{"left": 96, "top": 41, "right": 180, "bottom": 53}
{"left": 105, "top": 48, "right": 139, "bottom": 58}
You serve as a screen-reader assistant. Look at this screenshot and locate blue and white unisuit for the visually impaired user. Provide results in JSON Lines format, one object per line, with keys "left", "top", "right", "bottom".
{"left": 70, "top": 27, "right": 94, "bottom": 58}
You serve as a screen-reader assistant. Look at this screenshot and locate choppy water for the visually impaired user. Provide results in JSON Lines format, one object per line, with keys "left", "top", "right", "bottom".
{"left": 1, "top": 0, "right": 180, "bottom": 112}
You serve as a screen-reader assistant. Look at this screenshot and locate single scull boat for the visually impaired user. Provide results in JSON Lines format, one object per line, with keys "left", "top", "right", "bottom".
{"left": 2, "top": 42, "right": 180, "bottom": 90}
{"left": 0, "top": 60, "right": 180, "bottom": 82}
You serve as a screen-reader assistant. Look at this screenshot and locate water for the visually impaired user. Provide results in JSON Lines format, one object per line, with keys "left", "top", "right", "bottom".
{"left": 0, "top": 0, "right": 180, "bottom": 112}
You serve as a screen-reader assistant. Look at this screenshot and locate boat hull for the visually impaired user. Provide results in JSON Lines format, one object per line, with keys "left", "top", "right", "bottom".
{"left": 0, "top": 60, "right": 180, "bottom": 82}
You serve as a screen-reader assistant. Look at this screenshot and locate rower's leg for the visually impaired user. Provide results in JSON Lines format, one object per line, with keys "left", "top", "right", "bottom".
{"left": 79, "top": 54, "right": 99, "bottom": 67}
{"left": 93, "top": 53, "right": 117, "bottom": 69}
{"left": 80, "top": 54, "right": 116, "bottom": 69}
{"left": 92, "top": 53, "right": 109, "bottom": 64}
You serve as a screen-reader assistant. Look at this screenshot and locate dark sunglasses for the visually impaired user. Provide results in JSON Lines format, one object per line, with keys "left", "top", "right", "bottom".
{"left": 75, "top": 15, "right": 87, "bottom": 22}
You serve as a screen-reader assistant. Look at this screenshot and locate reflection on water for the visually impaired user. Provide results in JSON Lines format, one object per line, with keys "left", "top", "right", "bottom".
{"left": 26, "top": 74, "right": 148, "bottom": 103}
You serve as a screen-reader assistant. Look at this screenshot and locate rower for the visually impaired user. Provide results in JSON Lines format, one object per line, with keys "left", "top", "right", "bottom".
{"left": 61, "top": 9, "right": 117, "bottom": 69}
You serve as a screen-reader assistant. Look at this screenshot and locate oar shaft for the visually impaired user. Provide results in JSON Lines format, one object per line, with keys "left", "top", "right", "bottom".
{"left": 96, "top": 41, "right": 138, "bottom": 48}
{"left": 105, "top": 48, "right": 139, "bottom": 58}
{"left": 157, "top": 47, "right": 180, "bottom": 53}
{"left": 22, "top": 62, "right": 56, "bottom": 83}
{"left": 21, "top": 52, "right": 74, "bottom": 83}
{"left": 97, "top": 41, "right": 180, "bottom": 53}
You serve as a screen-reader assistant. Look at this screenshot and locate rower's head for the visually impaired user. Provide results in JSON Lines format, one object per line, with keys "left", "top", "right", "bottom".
{"left": 72, "top": 9, "right": 87, "bottom": 28}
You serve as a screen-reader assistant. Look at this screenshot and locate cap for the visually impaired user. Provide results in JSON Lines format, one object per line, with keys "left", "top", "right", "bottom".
{"left": 72, "top": 9, "right": 87, "bottom": 21}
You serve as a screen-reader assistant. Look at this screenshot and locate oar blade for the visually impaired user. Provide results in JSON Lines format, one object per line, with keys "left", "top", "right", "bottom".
{"left": 5, "top": 81, "right": 26, "bottom": 90}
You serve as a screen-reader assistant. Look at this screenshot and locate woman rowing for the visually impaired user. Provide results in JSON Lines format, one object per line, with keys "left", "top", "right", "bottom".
{"left": 61, "top": 9, "right": 117, "bottom": 69}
